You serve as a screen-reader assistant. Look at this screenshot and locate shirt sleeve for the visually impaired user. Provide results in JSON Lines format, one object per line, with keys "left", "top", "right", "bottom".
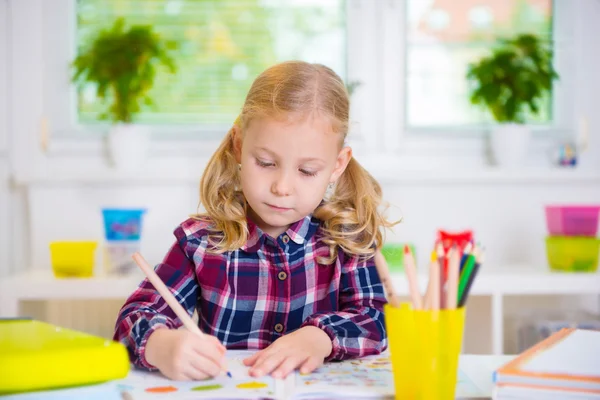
{"left": 112, "top": 226, "right": 200, "bottom": 370}
{"left": 301, "top": 252, "right": 387, "bottom": 361}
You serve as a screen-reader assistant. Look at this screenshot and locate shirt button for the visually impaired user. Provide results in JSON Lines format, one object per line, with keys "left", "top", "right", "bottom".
{"left": 278, "top": 271, "right": 288, "bottom": 281}
{"left": 282, "top": 235, "right": 290, "bottom": 244}
{"left": 274, "top": 323, "right": 284, "bottom": 333}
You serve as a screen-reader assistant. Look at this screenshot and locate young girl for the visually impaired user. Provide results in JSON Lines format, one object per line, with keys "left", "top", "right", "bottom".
{"left": 114, "top": 61, "right": 396, "bottom": 381}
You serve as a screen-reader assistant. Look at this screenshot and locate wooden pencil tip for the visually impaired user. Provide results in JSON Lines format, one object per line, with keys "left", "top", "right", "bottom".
{"left": 436, "top": 242, "right": 445, "bottom": 256}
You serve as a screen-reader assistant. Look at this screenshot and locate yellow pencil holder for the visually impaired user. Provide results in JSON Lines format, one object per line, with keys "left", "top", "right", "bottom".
{"left": 385, "top": 303, "right": 466, "bottom": 400}
{"left": 49, "top": 241, "right": 98, "bottom": 278}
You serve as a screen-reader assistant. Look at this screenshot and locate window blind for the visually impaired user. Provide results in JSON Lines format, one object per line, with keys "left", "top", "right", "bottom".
{"left": 75, "top": 0, "right": 346, "bottom": 126}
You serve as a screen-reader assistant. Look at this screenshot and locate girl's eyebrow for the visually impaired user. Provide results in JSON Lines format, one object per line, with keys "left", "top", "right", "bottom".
{"left": 255, "top": 147, "right": 325, "bottom": 164}
{"left": 255, "top": 147, "right": 280, "bottom": 159}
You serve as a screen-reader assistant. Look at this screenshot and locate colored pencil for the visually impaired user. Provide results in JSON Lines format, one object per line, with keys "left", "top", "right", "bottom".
{"left": 374, "top": 250, "right": 401, "bottom": 308}
{"left": 132, "top": 252, "right": 205, "bottom": 338}
{"left": 457, "top": 251, "right": 477, "bottom": 302}
{"left": 429, "top": 250, "right": 440, "bottom": 311}
{"left": 436, "top": 242, "right": 446, "bottom": 309}
{"left": 423, "top": 251, "right": 436, "bottom": 310}
{"left": 403, "top": 245, "right": 423, "bottom": 310}
{"left": 446, "top": 246, "right": 460, "bottom": 309}
{"left": 132, "top": 252, "right": 230, "bottom": 376}
{"left": 458, "top": 247, "right": 484, "bottom": 307}
{"left": 460, "top": 241, "right": 473, "bottom": 274}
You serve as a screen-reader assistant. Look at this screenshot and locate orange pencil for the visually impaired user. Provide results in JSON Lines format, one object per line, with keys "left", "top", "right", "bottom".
{"left": 403, "top": 245, "right": 423, "bottom": 310}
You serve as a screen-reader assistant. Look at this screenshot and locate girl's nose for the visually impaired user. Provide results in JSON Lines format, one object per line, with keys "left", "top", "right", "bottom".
{"left": 271, "top": 172, "right": 293, "bottom": 197}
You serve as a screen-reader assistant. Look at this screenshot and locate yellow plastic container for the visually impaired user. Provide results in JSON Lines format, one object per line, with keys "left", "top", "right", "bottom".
{"left": 385, "top": 303, "right": 466, "bottom": 400}
{"left": 0, "top": 319, "right": 130, "bottom": 394}
{"left": 49, "top": 241, "right": 98, "bottom": 278}
{"left": 545, "top": 236, "right": 600, "bottom": 272}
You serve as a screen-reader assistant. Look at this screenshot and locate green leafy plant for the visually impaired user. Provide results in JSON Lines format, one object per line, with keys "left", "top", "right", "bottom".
{"left": 72, "top": 18, "right": 177, "bottom": 123}
{"left": 466, "top": 33, "right": 559, "bottom": 124}
{"left": 346, "top": 81, "right": 362, "bottom": 97}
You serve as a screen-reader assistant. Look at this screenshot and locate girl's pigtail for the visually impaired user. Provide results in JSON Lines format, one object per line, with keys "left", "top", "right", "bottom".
{"left": 314, "top": 157, "right": 396, "bottom": 264}
{"left": 195, "top": 127, "right": 248, "bottom": 252}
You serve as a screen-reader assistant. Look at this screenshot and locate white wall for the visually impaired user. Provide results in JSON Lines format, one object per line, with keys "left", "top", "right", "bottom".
{"left": 383, "top": 181, "right": 600, "bottom": 269}
{"left": 23, "top": 177, "right": 600, "bottom": 272}
{"left": 27, "top": 184, "right": 198, "bottom": 270}
{"left": 0, "top": 0, "right": 10, "bottom": 278}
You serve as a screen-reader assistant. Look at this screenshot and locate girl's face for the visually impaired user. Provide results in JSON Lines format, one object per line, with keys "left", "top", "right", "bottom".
{"left": 234, "top": 113, "right": 351, "bottom": 238}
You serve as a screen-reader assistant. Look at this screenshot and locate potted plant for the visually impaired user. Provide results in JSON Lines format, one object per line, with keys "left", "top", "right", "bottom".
{"left": 466, "top": 33, "right": 559, "bottom": 167}
{"left": 72, "top": 18, "right": 177, "bottom": 170}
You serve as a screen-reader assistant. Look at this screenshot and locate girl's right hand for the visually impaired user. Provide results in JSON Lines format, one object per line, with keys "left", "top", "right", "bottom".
{"left": 144, "top": 327, "right": 227, "bottom": 380}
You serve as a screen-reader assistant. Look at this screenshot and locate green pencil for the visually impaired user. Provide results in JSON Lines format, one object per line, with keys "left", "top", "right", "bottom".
{"left": 457, "top": 253, "right": 476, "bottom": 303}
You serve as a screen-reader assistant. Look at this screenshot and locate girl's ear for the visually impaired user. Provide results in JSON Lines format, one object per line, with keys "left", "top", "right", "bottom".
{"left": 232, "top": 124, "right": 242, "bottom": 163}
{"left": 330, "top": 146, "right": 353, "bottom": 183}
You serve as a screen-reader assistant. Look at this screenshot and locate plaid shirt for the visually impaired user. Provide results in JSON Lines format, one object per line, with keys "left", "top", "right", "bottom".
{"left": 113, "top": 215, "right": 387, "bottom": 370}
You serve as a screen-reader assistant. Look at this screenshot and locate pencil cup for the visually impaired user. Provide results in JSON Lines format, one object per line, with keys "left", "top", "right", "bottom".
{"left": 385, "top": 303, "right": 466, "bottom": 400}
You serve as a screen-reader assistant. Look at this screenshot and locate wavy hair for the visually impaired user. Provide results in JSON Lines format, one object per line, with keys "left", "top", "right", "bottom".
{"left": 194, "top": 61, "right": 397, "bottom": 262}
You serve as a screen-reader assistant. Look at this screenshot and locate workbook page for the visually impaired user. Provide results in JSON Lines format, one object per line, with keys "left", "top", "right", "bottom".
{"left": 119, "top": 350, "right": 281, "bottom": 399}
{"left": 288, "top": 354, "right": 395, "bottom": 399}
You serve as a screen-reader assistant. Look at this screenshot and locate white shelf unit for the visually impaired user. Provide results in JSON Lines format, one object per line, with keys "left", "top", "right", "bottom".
{"left": 1, "top": 266, "right": 599, "bottom": 355}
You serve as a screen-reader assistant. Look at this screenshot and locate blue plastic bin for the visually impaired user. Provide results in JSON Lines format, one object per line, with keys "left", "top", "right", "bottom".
{"left": 102, "top": 208, "right": 146, "bottom": 241}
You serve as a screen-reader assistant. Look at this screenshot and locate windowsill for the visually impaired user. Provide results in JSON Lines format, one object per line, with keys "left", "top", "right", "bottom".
{"left": 14, "top": 165, "right": 600, "bottom": 186}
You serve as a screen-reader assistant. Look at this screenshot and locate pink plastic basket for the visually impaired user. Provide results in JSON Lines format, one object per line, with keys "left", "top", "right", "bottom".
{"left": 545, "top": 206, "right": 600, "bottom": 237}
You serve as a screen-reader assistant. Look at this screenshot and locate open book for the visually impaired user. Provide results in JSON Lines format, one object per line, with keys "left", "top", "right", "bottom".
{"left": 3, "top": 350, "right": 485, "bottom": 400}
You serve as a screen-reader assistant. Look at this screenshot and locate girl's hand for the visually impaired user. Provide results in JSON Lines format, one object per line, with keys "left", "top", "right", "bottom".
{"left": 145, "top": 327, "right": 227, "bottom": 381}
{"left": 243, "top": 326, "right": 332, "bottom": 379}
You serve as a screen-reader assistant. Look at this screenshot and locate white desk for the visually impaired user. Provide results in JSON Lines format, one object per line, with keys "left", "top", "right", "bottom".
{"left": 1, "top": 354, "right": 513, "bottom": 400}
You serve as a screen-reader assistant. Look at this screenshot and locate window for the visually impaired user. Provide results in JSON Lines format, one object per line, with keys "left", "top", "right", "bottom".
{"left": 405, "top": 0, "right": 554, "bottom": 128}
{"left": 75, "top": 0, "right": 347, "bottom": 126}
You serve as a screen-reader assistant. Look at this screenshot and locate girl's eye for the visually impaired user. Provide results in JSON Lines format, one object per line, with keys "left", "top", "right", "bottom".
{"left": 300, "top": 169, "right": 317, "bottom": 177}
{"left": 256, "top": 159, "right": 275, "bottom": 168}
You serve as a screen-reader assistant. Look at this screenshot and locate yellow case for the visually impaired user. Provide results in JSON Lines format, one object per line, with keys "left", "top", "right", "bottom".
{"left": 0, "top": 319, "right": 130, "bottom": 394}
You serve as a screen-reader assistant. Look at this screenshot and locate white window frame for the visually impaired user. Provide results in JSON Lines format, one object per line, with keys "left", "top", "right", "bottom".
{"left": 8, "top": 0, "right": 587, "bottom": 183}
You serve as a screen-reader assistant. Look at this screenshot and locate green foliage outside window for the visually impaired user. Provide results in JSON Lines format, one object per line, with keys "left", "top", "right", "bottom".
{"left": 72, "top": 17, "right": 177, "bottom": 123}
{"left": 75, "top": 0, "right": 346, "bottom": 126}
{"left": 466, "top": 33, "right": 559, "bottom": 124}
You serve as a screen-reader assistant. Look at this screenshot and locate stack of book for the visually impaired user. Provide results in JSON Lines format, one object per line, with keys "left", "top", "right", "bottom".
{"left": 493, "top": 328, "right": 600, "bottom": 399}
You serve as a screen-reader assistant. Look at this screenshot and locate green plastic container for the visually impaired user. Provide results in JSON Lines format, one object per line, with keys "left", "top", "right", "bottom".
{"left": 381, "top": 243, "right": 416, "bottom": 271}
{"left": 545, "top": 236, "right": 600, "bottom": 272}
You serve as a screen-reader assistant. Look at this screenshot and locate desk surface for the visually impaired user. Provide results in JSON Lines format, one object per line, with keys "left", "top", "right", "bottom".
{"left": 0, "top": 354, "right": 513, "bottom": 400}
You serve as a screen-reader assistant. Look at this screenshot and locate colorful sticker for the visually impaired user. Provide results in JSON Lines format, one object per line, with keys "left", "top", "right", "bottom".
{"left": 236, "top": 381, "right": 269, "bottom": 389}
{"left": 145, "top": 385, "right": 178, "bottom": 393}
{"left": 191, "top": 384, "right": 223, "bottom": 391}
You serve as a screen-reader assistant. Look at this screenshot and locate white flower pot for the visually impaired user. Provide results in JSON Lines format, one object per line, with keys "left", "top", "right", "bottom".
{"left": 490, "top": 123, "right": 531, "bottom": 167}
{"left": 107, "top": 124, "right": 150, "bottom": 171}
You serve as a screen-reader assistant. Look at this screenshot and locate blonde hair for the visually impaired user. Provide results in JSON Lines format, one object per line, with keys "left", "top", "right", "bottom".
{"left": 195, "top": 61, "right": 397, "bottom": 263}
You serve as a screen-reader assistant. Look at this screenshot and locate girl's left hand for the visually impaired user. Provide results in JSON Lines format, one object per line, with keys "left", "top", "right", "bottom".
{"left": 242, "top": 326, "right": 332, "bottom": 379}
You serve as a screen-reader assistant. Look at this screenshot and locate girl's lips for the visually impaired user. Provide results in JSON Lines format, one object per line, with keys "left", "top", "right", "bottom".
{"left": 267, "top": 204, "right": 292, "bottom": 211}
